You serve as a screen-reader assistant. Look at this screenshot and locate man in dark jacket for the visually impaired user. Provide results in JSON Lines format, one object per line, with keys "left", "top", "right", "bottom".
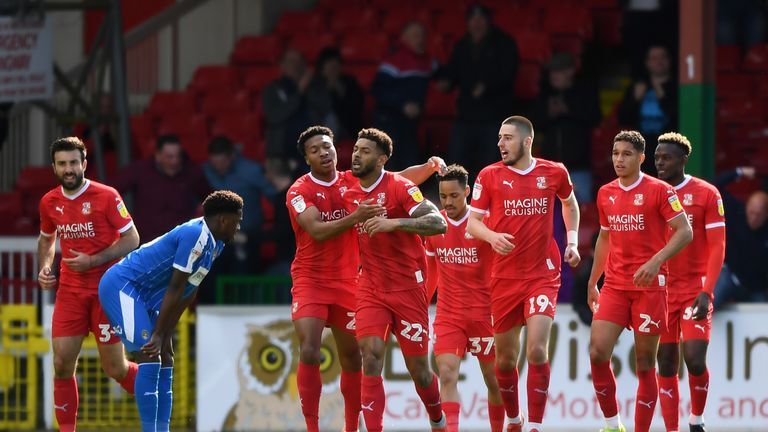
{"left": 438, "top": 4, "right": 520, "bottom": 177}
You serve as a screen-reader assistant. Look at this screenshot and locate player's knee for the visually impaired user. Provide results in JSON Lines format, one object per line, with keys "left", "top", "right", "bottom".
{"left": 413, "top": 368, "right": 434, "bottom": 388}
{"left": 685, "top": 357, "right": 707, "bottom": 376}
{"left": 526, "top": 344, "right": 548, "bottom": 364}
{"left": 588, "top": 344, "right": 611, "bottom": 363}
{"left": 361, "top": 349, "right": 384, "bottom": 374}
{"left": 53, "top": 356, "right": 76, "bottom": 378}
{"left": 101, "top": 359, "right": 126, "bottom": 380}
{"left": 437, "top": 364, "right": 458, "bottom": 387}
{"left": 299, "top": 344, "right": 322, "bottom": 365}
{"left": 495, "top": 350, "right": 518, "bottom": 370}
{"left": 634, "top": 354, "right": 656, "bottom": 372}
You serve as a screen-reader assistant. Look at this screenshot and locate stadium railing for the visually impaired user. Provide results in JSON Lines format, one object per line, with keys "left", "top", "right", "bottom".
{"left": 214, "top": 274, "right": 292, "bottom": 304}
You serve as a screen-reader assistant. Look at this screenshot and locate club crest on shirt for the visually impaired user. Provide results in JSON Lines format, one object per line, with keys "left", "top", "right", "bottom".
{"left": 339, "top": 185, "right": 348, "bottom": 195}
{"left": 291, "top": 195, "right": 306, "bottom": 213}
{"left": 683, "top": 194, "right": 693, "bottom": 206}
{"left": 81, "top": 202, "right": 91, "bottom": 215}
{"left": 536, "top": 176, "right": 547, "bottom": 189}
{"left": 464, "top": 231, "right": 474, "bottom": 239}
{"left": 407, "top": 186, "right": 424, "bottom": 203}
{"left": 668, "top": 195, "right": 683, "bottom": 212}
{"left": 633, "top": 194, "right": 644, "bottom": 206}
{"left": 472, "top": 183, "right": 482, "bottom": 200}
{"left": 141, "top": 329, "right": 149, "bottom": 340}
{"left": 717, "top": 199, "right": 725, "bottom": 216}
{"left": 376, "top": 192, "right": 386, "bottom": 205}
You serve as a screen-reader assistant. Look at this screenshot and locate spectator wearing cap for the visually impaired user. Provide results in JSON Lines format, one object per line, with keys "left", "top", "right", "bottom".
{"left": 371, "top": 21, "right": 437, "bottom": 171}
{"left": 306, "top": 47, "right": 365, "bottom": 141}
{"left": 533, "top": 52, "right": 601, "bottom": 202}
{"left": 201, "top": 136, "right": 276, "bottom": 280}
{"left": 437, "top": 3, "right": 520, "bottom": 177}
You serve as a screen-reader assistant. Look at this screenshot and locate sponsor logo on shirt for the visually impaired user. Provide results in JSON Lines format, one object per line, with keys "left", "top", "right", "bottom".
{"left": 81, "top": 202, "right": 91, "bottom": 215}
{"left": 633, "top": 193, "right": 644, "bottom": 206}
{"left": 683, "top": 193, "right": 693, "bottom": 206}
{"left": 687, "top": 213, "right": 694, "bottom": 227}
{"left": 668, "top": 195, "right": 683, "bottom": 212}
{"left": 435, "top": 247, "right": 479, "bottom": 264}
{"left": 117, "top": 201, "right": 129, "bottom": 218}
{"left": 717, "top": 198, "right": 725, "bottom": 216}
{"left": 407, "top": 186, "right": 424, "bottom": 203}
{"left": 536, "top": 176, "right": 547, "bottom": 189}
{"left": 291, "top": 195, "right": 307, "bottom": 213}
{"left": 55, "top": 205, "right": 64, "bottom": 215}
{"left": 316, "top": 192, "right": 326, "bottom": 200}
{"left": 320, "top": 208, "right": 350, "bottom": 221}
{"left": 57, "top": 222, "right": 96, "bottom": 239}
{"left": 502, "top": 180, "right": 514, "bottom": 190}
{"left": 608, "top": 196, "right": 616, "bottom": 205}
{"left": 607, "top": 214, "right": 645, "bottom": 231}
{"left": 503, "top": 197, "right": 549, "bottom": 216}
{"left": 472, "top": 183, "right": 482, "bottom": 200}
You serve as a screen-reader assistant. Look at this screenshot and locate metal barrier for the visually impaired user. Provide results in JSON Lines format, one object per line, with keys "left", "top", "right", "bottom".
{"left": 214, "top": 275, "right": 292, "bottom": 305}
{"left": 0, "top": 304, "right": 50, "bottom": 430}
{"left": 0, "top": 237, "right": 46, "bottom": 305}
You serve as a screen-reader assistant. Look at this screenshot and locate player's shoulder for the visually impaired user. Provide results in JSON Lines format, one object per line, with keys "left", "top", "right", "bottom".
{"left": 40, "top": 187, "right": 60, "bottom": 204}
{"left": 687, "top": 176, "right": 719, "bottom": 195}
{"left": 535, "top": 158, "right": 566, "bottom": 171}
{"left": 288, "top": 174, "right": 313, "bottom": 193}
{"left": 643, "top": 174, "right": 674, "bottom": 190}
{"left": 87, "top": 180, "right": 122, "bottom": 199}
{"left": 597, "top": 178, "right": 620, "bottom": 194}
{"left": 477, "top": 161, "right": 505, "bottom": 178}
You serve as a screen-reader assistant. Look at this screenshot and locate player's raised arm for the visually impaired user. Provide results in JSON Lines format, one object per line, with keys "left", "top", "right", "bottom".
{"left": 633, "top": 212, "right": 693, "bottom": 288}
{"left": 363, "top": 200, "right": 447, "bottom": 236}
{"left": 397, "top": 156, "right": 448, "bottom": 185}
{"left": 296, "top": 198, "right": 383, "bottom": 241}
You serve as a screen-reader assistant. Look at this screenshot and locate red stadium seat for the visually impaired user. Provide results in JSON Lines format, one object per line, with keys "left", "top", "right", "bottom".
{"left": 146, "top": 91, "right": 197, "bottom": 118}
{"left": 157, "top": 114, "right": 209, "bottom": 139}
{"left": 274, "top": 10, "right": 327, "bottom": 36}
{"left": 424, "top": 86, "right": 457, "bottom": 119}
{"left": 130, "top": 114, "right": 155, "bottom": 142}
{"left": 289, "top": 33, "right": 337, "bottom": 63}
{"left": 317, "top": 0, "right": 367, "bottom": 11}
{"left": 242, "top": 66, "right": 282, "bottom": 92}
{"left": 591, "top": 8, "right": 622, "bottom": 46}
{"left": 346, "top": 65, "right": 379, "bottom": 91}
{"left": 434, "top": 11, "right": 467, "bottom": 38}
{"left": 419, "top": 119, "right": 453, "bottom": 154}
{"left": 188, "top": 65, "right": 241, "bottom": 94}
{"left": 329, "top": 8, "right": 381, "bottom": 35}
{"left": 716, "top": 45, "right": 742, "bottom": 72}
{"left": 230, "top": 35, "right": 284, "bottom": 66}
{"left": 743, "top": 43, "right": 768, "bottom": 71}
{"left": 199, "top": 90, "right": 253, "bottom": 117}
{"left": 429, "top": 34, "right": 454, "bottom": 64}
{"left": 515, "top": 31, "right": 552, "bottom": 64}
{"left": 425, "top": 0, "right": 467, "bottom": 15}
{"left": 515, "top": 62, "right": 542, "bottom": 100}
{"left": 15, "top": 166, "right": 58, "bottom": 220}
{"left": 718, "top": 98, "right": 763, "bottom": 123}
{"left": 716, "top": 73, "right": 754, "bottom": 98}
{"left": 587, "top": 0, "right": 618, "bottom": 8}
{"left": 494, "top": 7, "right": 541, "bottom": 37}
{"left": 211, "top": 113, "right": 263, "bottom": 147}
{"left": 381, "top": 8, "right": 433, "bottom": 36}
{"left": 551, "top": 35, "right": 584, "bottom": 57}
{"left": 543, "top": 5, "right": 593, "bottom": 40}
{"left": 340, "top": 33, "right": 391, "bottom": 64}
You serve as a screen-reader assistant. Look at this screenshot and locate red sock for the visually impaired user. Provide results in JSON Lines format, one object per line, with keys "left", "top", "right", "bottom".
{"left": 415, "top": 373, "right": 443, "bottom": 422}
{"left": 361, "top": 375, "right": 385, "bottom": 432}
{"left": 117, "top": 361, "right": 138, "bottom": 395}
{"left": 340, "top": 370, "right": 362, "bottom": 432}
{"left": 495, "top": 366, "right": 520, "bottom": 418}
{"left": 54, "top": 376, "right": 78, "bottom": 431}
{"left": 527, "top": 362, "right": 550, "bottom": 423}
{"left": 635, "top": 368, "right": 658, "bottom": 432}
{"left": 688, "top": 368, "right": 709, "bottom": 416}
{"left": 297, "top": 362, "right": 321, "bottom": 432}
{"left": 442, "top": 401, "right": 460, "bottom": 432}
{"left": 488, "top": 402, "right": 505, "bottom": 432}
{"left": 590, "top": 360, "right": 618, "bottom": 418}
{"left": 658, "top": 374, "right": 680, "bottom": 431}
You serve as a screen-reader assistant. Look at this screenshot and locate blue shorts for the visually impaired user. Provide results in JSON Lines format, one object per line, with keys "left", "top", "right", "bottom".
{"left": 98, "top": 267, "right": 158, "bottom": 353}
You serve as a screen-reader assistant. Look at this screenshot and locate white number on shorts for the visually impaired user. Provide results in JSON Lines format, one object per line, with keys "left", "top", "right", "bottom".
{"left": 346, "top": 312, "right": 356, "bottom": 331}
{"left": 469, "top": 337, "right": 495, "bottom": 355}
{"left": 683, "top": 306, "right": 693, "bottom": 321}
{"left": 98, "top": 324, "right": 111, "bottom": 342}
{"left": 400, "top": 320, "right": 424, "bottom": 342}
{"left": 528, "top": 295, "right": 550, "bottom": 314}
{"left": 637, "top": 313, "right": 660, "bottom": 333}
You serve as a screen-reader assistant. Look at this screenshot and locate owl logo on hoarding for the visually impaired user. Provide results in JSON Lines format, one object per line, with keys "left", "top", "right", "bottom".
{"left": 222, "top": 320, "right": 345, "bottom": 431}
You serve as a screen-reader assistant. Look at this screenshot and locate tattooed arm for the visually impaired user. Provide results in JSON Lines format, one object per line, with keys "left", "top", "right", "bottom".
{"left": 362, "top": 200, "right": 447, "bottom": 236}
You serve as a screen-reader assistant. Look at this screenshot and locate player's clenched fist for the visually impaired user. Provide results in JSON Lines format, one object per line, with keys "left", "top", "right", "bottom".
{"left": 38, "top": 266, "right": 57, "bottom": 290}
{"left": 563, "top": 244, "right": 581, "bottom": 267}
{"left": 489, "top": 231, "right": 515, "bottom": 255}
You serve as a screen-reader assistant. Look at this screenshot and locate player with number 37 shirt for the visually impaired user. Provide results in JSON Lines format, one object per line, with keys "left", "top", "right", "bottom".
{"left": 587, "top": 131, "right": 692, "bottom": 432}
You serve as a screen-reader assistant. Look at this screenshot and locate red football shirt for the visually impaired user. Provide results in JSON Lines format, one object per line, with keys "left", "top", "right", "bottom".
{"left": 666, "top": 175, "right": 726, "bottom": 295}
{"left": 597, "top": 173, "right": 686, "bottom": 291}
{"left": 425, "top": 210, "right": 492, "bottom": 322}
{"left": 39, "top": 179, "right": 134, "bottom": 292}
{"left": 343, "top": 170, "right": 427, "bottom": 292}
{"left": 469, "top": 158, "right": 573, "bottom": 280}
{"left": 287, "top": 170, "right": 361, "bottom": 300}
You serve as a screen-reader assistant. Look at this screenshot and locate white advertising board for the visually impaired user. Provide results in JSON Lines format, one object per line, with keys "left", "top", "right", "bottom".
{"left": 197, "top": 305, "right": 768, "bottom": 431}
{"left": 0, "top": 16, "right": 53, "bottom": 103}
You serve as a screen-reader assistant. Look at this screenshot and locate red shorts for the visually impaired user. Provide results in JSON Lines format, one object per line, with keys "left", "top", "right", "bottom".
{"left": 355, "top": 283, "right": 429, "bottom": 356}
{"left": 593, "top": 287, "right": 668, "bottom": 335}
{"left": 291, "top": 279, "right": 357, "bottom": 334}
{"left": 489, "top": 278, "right": 559, "bottom": 333}
{"left": 52, "top": 288, "right": 120, "bottom": 345}
{"left": 660, "top": 292, "right": 713, "bottom": 344}
{"left": 433, "top": 319, "right": 495, "bottom": 362}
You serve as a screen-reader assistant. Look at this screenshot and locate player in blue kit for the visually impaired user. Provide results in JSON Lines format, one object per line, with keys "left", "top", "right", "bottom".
{"left": 99, "top": 190, "right": 243, "bottom": 431}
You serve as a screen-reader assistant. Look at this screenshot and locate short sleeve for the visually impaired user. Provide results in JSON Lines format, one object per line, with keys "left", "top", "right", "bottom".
{"left": 105, "top": 188, "right": 134, "bottom": 233}
{"left": 286, "top": 184, "right": 316, "bottom": 218}
{"left": 659, "top": 185, "right": 686, "bottom": 222}
{"left": 394, "top": 177, "right": 425, "bottom": 216}
{"left": 597, "top": 190, "right": 609, "bottom": 231}
{"left": 556, "top": 163, "right": 575, "bottom": 200}
{"left": 704, "top": 188, "right": 726, "bottom": 229}
{"left": 39, "top": 197, "right": 55, "bottom": 236}
{"left": 172, "top": 226, "right": 205, "bottom": 273}
{"left": 469, "top": 168, "right": 491, "bottom": 214}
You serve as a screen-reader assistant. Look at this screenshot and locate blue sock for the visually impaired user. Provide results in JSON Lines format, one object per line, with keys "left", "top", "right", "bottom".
{"left": 157, "top": 367, "right": 173, "bottom": 432}
{"left": 135, "top": 362, "right": 161, "bottom": 432}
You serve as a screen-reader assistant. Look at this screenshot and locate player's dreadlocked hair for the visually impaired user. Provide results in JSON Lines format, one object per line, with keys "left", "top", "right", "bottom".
{"left": 439, "top": 164, "right": 469, "bottom": 188}
{"left": 614, "top": 130, "right": 646, "bottom": 153}
{"left": 297, "top": 125, "right": 334, "bottom": 156}
{"left": 203, "top": 190, "right": 243, "bottom": 217}
{"left": 50, "top": 137, "right": 87, "bottom": 162}
{"left": 657, "top": 132, "right": 692, "bottom": 156}
{"left": 357, "top": 128, "right": 393, "bottom": 158}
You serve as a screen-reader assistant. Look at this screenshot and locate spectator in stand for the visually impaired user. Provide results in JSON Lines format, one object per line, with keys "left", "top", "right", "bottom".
{"left": 617, "top": 45, "right": 677, "bottom": 176}
{"left": 263, "top": 159, "right": 296, "bottom": 304}
{"left": 306, "top": 47, "right": 365, "bottom": 142}
{"left": 533, "top": 52, "right": 601, "bottom": 202}
{"left": 713, "top": 166, "right": 768, "bottom": 307}
{"left": 371, "top": 21, "right": 436, "bottom": 171}
{"left": 202, "top": 136, "right": 276, "bottom": 276}
{"left": 113, "top": 135, "right": 209, "bottom": 242}
{"left": 437, "top": 3, "right": 520, "bottom": 177}
{"left": 263, "top": 48, "right": 312, "bottom": 174}
{"left": 717, "top": 0, "right": 766, "bottom": 51}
